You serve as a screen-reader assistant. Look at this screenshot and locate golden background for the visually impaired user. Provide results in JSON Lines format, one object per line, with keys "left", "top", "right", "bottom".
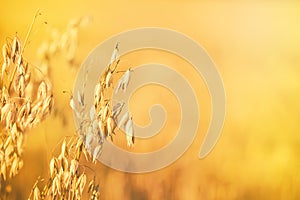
{"left": 0, "top": 0, "right": 299, "bottom": 199}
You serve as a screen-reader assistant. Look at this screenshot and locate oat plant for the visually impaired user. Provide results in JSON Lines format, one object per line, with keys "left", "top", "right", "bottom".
{"left": 71, "top": 42, "right": 135, "bottom": 160}
{"left": 0, "top": 12, "right": 54, "bottom": 199}
{"left": 28, "top": 43, "right": 135, "bottom": 200}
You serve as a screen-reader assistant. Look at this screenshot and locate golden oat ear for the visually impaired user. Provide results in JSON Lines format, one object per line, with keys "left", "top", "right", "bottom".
{"left": 109, "top": 42, "right": 120, "bottom": 67}
{"left": 92, "top": 145, "right": 102, "bottom": 163}
{"left": 11, "top": 35, "right": 21, "bottom": 62}
{"left": 125, "top": 116, "right": 134, "bottom": 147}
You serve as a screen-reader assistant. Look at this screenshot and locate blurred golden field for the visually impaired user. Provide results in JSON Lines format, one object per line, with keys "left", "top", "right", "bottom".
{"left": 0, "top": 0, "right": 300, "bottom": 199}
